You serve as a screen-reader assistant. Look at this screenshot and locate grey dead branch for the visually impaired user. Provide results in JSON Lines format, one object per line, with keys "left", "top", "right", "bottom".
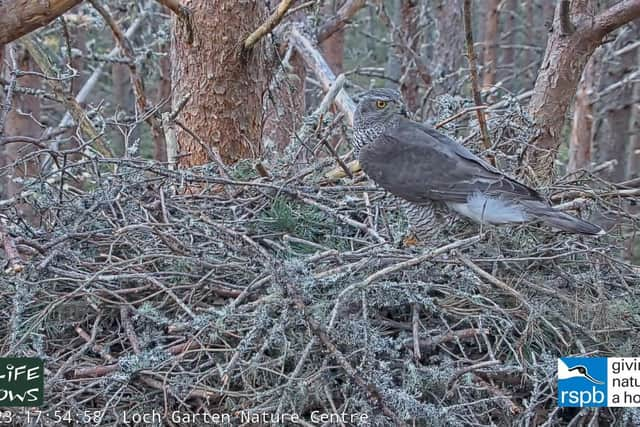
{"left": 1, "top": 8, "right": 640, "bottom": 427}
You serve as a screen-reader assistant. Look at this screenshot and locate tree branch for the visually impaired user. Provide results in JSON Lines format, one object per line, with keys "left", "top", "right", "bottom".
{"left": 290, "top": 26, "right": 356, "bottom": 125}
{"left": 317, "top": 0, "right": 366, "bottom": 43}
{"left": 89, "top": 0, "right": 164, "bottom": 156}
{"left": 376, "top": 0, "right": 432, "bottom": 87}
{"left": 591, "top": 0, "right": 640, "bottom": 39}
{"left": 0, "top": 0, "right": 82, "bottom": 45}
{"left": 244, "top": 0, "right": 295, "bottom": 50}
{"left": 462, "top": 0, "right": 494, "bottom": 164}
{"left": 20, "top": 35, "right": 110, "bottom": 157}
{"left": 280, "top": 268, "right": 403, "bottom": 425}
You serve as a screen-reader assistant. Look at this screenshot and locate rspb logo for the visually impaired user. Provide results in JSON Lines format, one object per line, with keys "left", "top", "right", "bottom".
{"left": 558, "top": 358, "right": 607, "bottom": 407}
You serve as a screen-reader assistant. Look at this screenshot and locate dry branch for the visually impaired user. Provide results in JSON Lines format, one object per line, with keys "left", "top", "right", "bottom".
{"left": 316, "top": 0, "right": 366, "bottom": 43}
{"left": 88, "top": 0, "right": 165, "bottom": 155}
{"left": 281, "top": 270, "right": 403, "bottom": 425}
{"left": 462, "top": 0, "right": 494, "bottom": 164}
{"left": 0, "top": 0, "right": 82, "bottom": 45}
{"left": 244, "top": 0, "right": 295, "bottom": 49}
{"left": 290, "top": 26, "right": 356, "bottom": 125}
{"left": 20, "top": 35, "right": 110, "bottom": 156}
{"left": 525, "top": 0, "right": 640, "bottom": 180}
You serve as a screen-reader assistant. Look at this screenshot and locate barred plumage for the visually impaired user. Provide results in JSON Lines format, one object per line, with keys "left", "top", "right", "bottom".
{"left": 352, "top": 88, "right": 605, "bottom": 239}
{"left": 401, "top": 199, "right": 438, "bottom": 241}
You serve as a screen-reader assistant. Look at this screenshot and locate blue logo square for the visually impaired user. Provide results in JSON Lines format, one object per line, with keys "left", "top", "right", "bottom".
{"left": 558, "top": 357, "right": 608, "bottom": 407}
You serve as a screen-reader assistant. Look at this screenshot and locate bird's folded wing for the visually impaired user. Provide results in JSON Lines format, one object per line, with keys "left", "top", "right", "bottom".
{"left": 359, "top": 119, "right": 542, "bottom": 204}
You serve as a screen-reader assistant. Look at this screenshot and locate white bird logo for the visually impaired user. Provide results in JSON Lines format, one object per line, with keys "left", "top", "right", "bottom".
{"left": 558, "top": 359, "right": 604, "bottom": 385}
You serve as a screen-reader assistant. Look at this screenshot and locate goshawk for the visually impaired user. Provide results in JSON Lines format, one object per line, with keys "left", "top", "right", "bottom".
{"left": 352, "top": 88, "right": 604, "bottom": 239}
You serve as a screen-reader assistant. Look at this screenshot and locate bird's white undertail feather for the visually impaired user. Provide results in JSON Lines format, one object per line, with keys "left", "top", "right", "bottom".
{"left": 446, "top": 193, "right": 527, "bottom": 224}
{"left": 447, "top": 192, "right": 605, "bottom": 236}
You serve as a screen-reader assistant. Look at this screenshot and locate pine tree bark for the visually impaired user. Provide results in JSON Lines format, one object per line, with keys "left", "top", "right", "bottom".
{"left": 0, "top": 0, "right": 82, "bottom": 45}
{"left": 525, "top": 0, "right": 640, "bottom": 183}
{"left": 171, "top": 0, "right": 271, "bottom": 166}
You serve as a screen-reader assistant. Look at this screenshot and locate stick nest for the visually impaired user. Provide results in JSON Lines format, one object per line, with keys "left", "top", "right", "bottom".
{"left": 1, "top": 113, "right": 639, "bottom": 426}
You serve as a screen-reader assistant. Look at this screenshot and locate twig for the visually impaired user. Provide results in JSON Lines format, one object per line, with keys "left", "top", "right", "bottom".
{"left": 375, "top": 0, "right": 432, "bottom": 87}
{"left": 329, "top": 235, "right": 482, "bottom": 329}
{"left": 317, "top": 0, "right": 366, "bottom": 43}
{"left": 411, "top": 304, "right": 421, "bottom": 362}
{"left": 281, "top": 270, "right": 404, "bottom": 425}
{"left": 462, "top": 0, "right": 493, "bottom": 164}
{"left": 456, "top": 252, "right": 530, "bottom": 309}
{"left": 89, "top": 0, "right": 165, "bottom": 156}
{"left": 47, "top": 14, "right": 146, "bottom": 159}
{"left": 21, "top": 35, "right": 110, "bottom": 156}
{"left": 297, "top": 193, "right": 386, "bottom": 243}
{"left": 435, "top": 106, "right": 488, "bottom": 129}
{"left": 447, "top": 360, "right": 501, "bottom": 388}
{"left": 474, "top": 374, "right": 523, "bottom": 415}
{"left": 290, "top": 25, "right": 356, "bottom": 125}
{"left": 362, "top": 235, "right": 481, "bottom": 287}
{"left": 244, "top": 0, "right": 295, "bottom": 50}
{"left": 406, "top": 328, "right": 491, "bottom": 353}
{"left": 120, "top": 306, "right": 141, "bottom": 355}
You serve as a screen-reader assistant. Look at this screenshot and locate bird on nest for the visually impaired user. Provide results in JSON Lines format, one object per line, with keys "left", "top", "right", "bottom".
{"left": 350, "top": 88, "right": 604, "bottom": 244}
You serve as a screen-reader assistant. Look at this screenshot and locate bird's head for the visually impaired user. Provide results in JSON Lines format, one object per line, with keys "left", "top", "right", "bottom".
{"left": 354, "top": 88, "right": 407, "bottom": 130}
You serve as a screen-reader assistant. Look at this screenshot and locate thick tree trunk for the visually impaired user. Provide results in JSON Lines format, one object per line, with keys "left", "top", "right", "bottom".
{"left": 567, "top": 50, "right": 600, "bottom": 173}
{"left": 524, "top": 0, "right": 640, "bottom": 183}
{"left": 482, "top": 0, "right": 500, "bottom": 89}
{"left": 171, "top": 0, "right": 271, "bottom": 166}
{"left": 0, "top": 0, "right": 82, "bottom": 45}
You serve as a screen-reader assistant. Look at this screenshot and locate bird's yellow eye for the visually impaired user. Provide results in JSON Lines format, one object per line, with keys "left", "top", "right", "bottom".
{"left": 376, "top": 100, "right": 388, "bottom": 109}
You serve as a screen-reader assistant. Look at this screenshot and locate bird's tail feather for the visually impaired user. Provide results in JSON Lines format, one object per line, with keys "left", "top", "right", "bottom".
{"left": 521, "top": 201, "right": 605, "bottom": 236}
